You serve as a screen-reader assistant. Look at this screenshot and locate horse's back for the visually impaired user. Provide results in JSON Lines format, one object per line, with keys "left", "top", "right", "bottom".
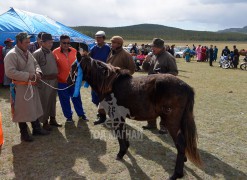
{"left": 112, "top": 73, "right": 193, "bottom": 120}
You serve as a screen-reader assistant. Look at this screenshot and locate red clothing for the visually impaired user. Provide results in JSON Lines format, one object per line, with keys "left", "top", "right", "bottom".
{"left": 201, "top": 47, "right": 206, "bottom": 61}
{"left": 0, "top": 46, "right": 4, "bottom": 83}
{"left": 53, "top": 47, "right": 77, "bottom": 83}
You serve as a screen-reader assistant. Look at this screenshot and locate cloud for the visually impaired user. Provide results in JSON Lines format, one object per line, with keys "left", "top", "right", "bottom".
{"left": 0, "top": 0, "right": 246, "bottom": 31}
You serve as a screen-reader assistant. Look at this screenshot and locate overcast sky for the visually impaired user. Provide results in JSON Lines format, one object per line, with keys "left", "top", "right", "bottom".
{"left": 0, "top": 0, "right": 246, "bottom": 32}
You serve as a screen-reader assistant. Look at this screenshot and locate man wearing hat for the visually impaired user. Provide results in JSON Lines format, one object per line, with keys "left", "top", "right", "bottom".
{"left": 28, "top": 32, "right": 46, "bottom": 53}
{"left": 91, "top": 35, "right": 135, "bottom": 125}
{"left": 142, "top": 38, "right": 178, "bottom": 134}
{"left": 2, "top": 38, "right": 14, "bottom": 87}
{"left": 107, "top": 36, "right": 135, "bottom": 74}
{"left": 33, "top": 33, "right": 62, "bottom": 131}
{"left": 4, "top": 32, "right": 49, "bottom": 142}
{"left": 89, "top": 31, "right": 111, "bottom": 125}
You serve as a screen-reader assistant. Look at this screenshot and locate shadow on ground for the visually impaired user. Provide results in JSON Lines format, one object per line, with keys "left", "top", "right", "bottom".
{"left": 12, "top": 120, "right": 107, "bottom": 179}
{"left": 115, "top": 123, "right": 246, "bottom": 179}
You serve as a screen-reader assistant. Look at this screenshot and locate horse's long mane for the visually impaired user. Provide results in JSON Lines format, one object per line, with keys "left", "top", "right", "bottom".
{"left": 114, "top": 69, "right": 132, "bottom": 82}
{"left": 83, "top": 57, "right": 132, "bottom": 99}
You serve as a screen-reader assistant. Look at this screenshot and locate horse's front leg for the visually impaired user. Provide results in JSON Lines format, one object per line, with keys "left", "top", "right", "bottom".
{"left": 115, "top": 118, "right": 129, "bottom": 160}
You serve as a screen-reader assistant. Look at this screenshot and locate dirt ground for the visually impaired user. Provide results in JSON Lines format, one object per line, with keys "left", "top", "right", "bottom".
{"left": 0, "top": 55, "right": 247, "bottom": 179}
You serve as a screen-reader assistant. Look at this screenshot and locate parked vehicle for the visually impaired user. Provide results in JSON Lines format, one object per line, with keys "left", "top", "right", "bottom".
{"left": 240, "top": 56, "right": 247, "bottom": 70}
{"left": 174, "top": 46, "right": 187, "bottom": 58}
{"left": 219, "top": 56, "right": 234, "bottom": 69}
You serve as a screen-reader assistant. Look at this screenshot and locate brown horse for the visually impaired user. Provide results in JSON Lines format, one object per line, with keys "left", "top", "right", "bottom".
{"left": 67, "top": 55, "right": 202, "bottom": 179}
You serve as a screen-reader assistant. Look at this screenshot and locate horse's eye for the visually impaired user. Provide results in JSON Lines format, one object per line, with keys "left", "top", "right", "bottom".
{"left": 102, "top": 69, "right": 108, "bottom": 76}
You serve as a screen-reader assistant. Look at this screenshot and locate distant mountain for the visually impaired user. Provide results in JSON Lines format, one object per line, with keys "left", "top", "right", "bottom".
{"left": 218, "top": 26, "right": 247, "bottom": 34}
{"left": 72, "top": 24, "right": 247, "bottom": 41}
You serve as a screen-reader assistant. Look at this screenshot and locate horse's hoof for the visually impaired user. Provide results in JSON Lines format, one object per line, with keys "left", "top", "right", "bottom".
{"left": 184, "top": 156, "right": 187, "bottom": 162}
{"left": 116, "top": 155, "right": 123, "bottom": 161}
{"left": 126, "top": 141, "right": 130, "bottom": 149}
{"left": 116, "top": 151, "right": 126, "bottom": 160}
{"left": 169, "top": 172, "right": 184, "bottom": 180}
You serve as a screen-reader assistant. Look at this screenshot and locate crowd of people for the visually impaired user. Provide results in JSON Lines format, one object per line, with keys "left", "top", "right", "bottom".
{"left": 0, "top": 30, "right": 244, "bottom": 142}
{"left": 1, "top": 31, "right": 136, "bottom": 142}
{"left": 126, "top": 43, "right": 242, "bottom": 68}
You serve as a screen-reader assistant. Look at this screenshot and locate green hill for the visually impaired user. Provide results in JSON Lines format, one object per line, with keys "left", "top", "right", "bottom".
{"left": 72, "top": 24, "right": 247, "bottom": 41}
{"left": 218, "top": 26, "right": 247, "bottom": 34}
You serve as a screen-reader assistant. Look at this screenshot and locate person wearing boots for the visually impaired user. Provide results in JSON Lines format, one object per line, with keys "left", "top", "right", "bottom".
{"left": 89, "top": 31, "right": 111, "bottom": 125}
{"left": 4, "top": 32, "right": 49, "bottom": 142}
{"left": 142, "top": 38, "right": 178, "bottom": 134}
{"left": 33, "top": 33, "right": 62, "bottom": 131}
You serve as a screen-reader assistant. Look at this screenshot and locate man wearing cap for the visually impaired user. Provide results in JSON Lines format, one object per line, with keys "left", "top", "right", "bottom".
{"left": 90, "top": 36, "right": 135, "bottom": 125}
{"left": 53, "top": 35, "right": 88, "bottom": 123}
{"left": 89, "top": 31, "right": 111, "bottom": 125}
{"left": 33, "top": 33, "right": 62, "bottom": 131}
{"left": 2, "top": 38, "right": 15, "bottom": 87}
{"left": 142, "top": 38, "right": 178, "bottom": 134}
{"left": 28, "top": 32, "right": 46, "bottom": 53}
{"left": 4, "top": 32, "right": 49, "bottom": 142}
{"left": 107, "top": 36, "right": 135, "bottom": 74}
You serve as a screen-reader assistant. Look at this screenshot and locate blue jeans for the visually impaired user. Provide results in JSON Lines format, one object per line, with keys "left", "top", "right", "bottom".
{"left": 57, "top": 83, "right": 85, "bottom": 119}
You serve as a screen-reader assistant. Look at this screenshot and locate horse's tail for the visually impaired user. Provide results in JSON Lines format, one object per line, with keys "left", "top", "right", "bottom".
{"left": 181, "top": 87, "right": 202, "bottom": 168}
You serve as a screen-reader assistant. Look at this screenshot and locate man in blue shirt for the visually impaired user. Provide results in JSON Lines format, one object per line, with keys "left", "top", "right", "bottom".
{"left": 89, "top": 31, "right": 111, "bottom": 125}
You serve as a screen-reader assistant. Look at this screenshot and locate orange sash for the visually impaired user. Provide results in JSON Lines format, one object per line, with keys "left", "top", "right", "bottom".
{"left": 12, "top": 80, "right": 37, "bottom": 85}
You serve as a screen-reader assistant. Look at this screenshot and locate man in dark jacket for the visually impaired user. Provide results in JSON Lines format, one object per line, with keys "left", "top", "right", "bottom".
{"left": 233, "top": 45, "right": 239, "bottom": 68}
{"left": 142, "top": 38, "right": 178, "bottom": 134}
{"left": 209, "top": 45, "right": 214, "bottom": 66}
{"left": 221, "top": 46, "right": 230, "bottom": 56}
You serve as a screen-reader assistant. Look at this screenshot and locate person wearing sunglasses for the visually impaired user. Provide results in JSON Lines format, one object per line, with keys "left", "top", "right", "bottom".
{"left": 53, "top": 35, "right": 88, "bottom": 123}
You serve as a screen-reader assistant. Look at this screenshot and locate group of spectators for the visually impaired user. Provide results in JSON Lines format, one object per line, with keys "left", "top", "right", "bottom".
{"left": 0, "top": 30, "right": 180, "bottom": 141}
{"left": 220, "top": 45, "right": 240, "bottom": 68}
{"left": 194, "top": 44, "right": 218, "bottom": 66}
{"left": 1, "top": 31, "right": 137, "bottom": 142}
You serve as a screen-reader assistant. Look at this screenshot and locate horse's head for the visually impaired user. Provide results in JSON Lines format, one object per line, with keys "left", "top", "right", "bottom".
{"left": 67, "top": 54, "right": 92, "bottom": 86}
{"left": 67, "top": 54, "right": 125, "bottom": 98}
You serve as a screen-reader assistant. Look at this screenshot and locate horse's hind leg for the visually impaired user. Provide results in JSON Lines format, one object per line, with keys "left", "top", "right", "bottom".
{"left": 161, "top": 117, "right": 186, "bottom": 180}
{"left": 115, "top": 118, "right": 129, "bottom": 160}
{"left": 170, "top": 131, "right": 186, "bottom": 180}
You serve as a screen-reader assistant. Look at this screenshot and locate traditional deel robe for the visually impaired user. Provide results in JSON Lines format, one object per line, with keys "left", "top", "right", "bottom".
{"left": 107, "top": 47, "right": 135, "bottom": 75}
{"left": 183, "top": 48, "right": 191, "bottom": 62}
{"left": 196, "top": 46, "right": 202, "bottom": 61}
{"left": 4, "top": 46, "right": 43, "bottom": 122}
{"left": 33, "top": 47, "right": 58, "bottom": 123}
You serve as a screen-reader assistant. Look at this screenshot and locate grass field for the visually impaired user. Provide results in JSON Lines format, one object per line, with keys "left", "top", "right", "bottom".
{"left": 0, "top": 47, "right": 247, "bottom": 179}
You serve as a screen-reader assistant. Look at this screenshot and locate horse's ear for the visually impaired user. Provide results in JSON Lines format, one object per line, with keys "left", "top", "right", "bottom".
{"left": 76, "top": 51, "right": 82, "bottom": 61}
{"left": 116, "top": 68, "right": 131, "bottom": 75}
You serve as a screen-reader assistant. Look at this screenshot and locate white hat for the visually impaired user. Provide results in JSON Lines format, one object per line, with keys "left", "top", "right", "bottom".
{"left": 95, "top": 31, "right": 106, "bottom": 37}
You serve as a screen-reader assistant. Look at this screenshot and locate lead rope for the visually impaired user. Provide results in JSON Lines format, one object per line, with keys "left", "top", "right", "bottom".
{"left": 24, "top": 74, "right": 36, "bottom": 101}
{"left": 39, "top": 79, "right": 74, "bottom": 90}
{"left": 23, "top": 58, "right": 82, "bottom": 101}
